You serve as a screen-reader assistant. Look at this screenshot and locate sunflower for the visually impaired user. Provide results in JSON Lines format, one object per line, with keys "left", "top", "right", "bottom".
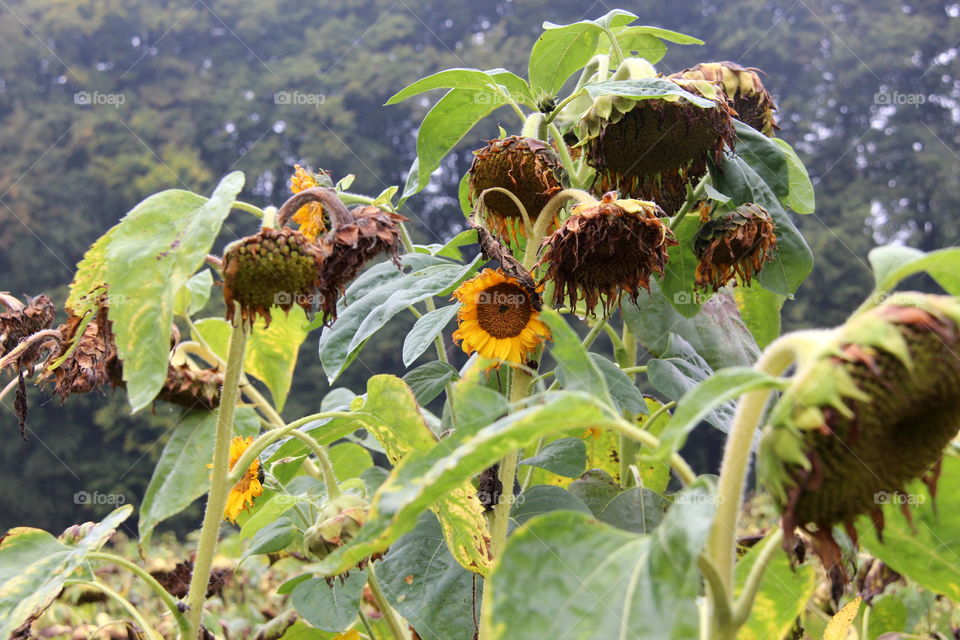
{"left": 451, "top": 269, "right": 549, "bottom": 365}
{"left": 671, "top": 62, "right": 779, "bottom": 136}
{"left": 539, "top": 193, "right": 676, "bottom": 314}
{"left": 223, "top": 436, "right": 264, "bottom": 523}
{"left": 289, "top": 165, "right": 330, "bottom": 241}
{"left": 693, "top": 203, "right": 777, "bottom": 291}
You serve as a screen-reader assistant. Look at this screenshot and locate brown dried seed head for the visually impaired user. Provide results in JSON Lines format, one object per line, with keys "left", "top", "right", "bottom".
{"left": 0, "top": 294, "right": 56, "bottom": 355}
{"left": 45, "top": 298, "right": 121, "bottom": 399}
{"left": 468, "top": 136, "right": 565, "bottom": 242}
{"left": 671, "top": 62, "right": 779, "bottom": 136}
{"left": 539, "top": 192, "right": 677, "bottom": 315}
{"left": 693, "top": 203, "right": 777, "bottom": 291}
{"left": 157, "top": 364, "right": 223, "bottom": 410}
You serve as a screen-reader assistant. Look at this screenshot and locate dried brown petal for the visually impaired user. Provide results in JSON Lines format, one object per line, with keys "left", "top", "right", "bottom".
{"left": 694, "top": 203, "right": 777, "bottom": 291}
{"left": 157, "top": 364, "right": 223, "bottom": 410}
{"left": 0, "top": 293, "right": 56, "bottom": 356}
{"left": 671, "top": 62, "right": 779, "bottom": 136}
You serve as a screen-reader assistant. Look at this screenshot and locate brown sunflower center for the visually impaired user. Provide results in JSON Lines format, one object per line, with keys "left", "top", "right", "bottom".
{"left": 475, "top": 282, "right": 533, "bottom": 339}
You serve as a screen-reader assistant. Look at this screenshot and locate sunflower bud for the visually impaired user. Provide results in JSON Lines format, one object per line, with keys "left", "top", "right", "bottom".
{"left": 157, "top": 364, "right": 223, "bottom": 410}
{"left": 222, "top": 227, "right": 323, "bottom": 327}
{"left": 671, "top": 62, "right": 779, "bottom": 136}
{"left": 693, "top": 203, "right": 777, "bottom": 291}
{"left": 578, "top": 79, "right": 736, "bottom": 213}
{"left": 760, "top": 295, "right": 960, "bottom": 584}
{"left": 539, "top": 193, "right": 677, "bottom": 314}
{"left": 0, "top": 293, "right": 56, "bottom": 356}
{"left": 303, "top": 494, "right": 370, "bottom": 560}
{"left": 468, "top": 136, "right": 565, "bottom": 242}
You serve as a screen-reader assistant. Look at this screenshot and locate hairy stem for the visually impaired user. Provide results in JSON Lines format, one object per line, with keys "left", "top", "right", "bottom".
{"left": 367, "top": 565, "right": 407, "bottom": 640}
{"left": 732, "top": 527, "right": 785, "bottom": 626}
{"left": 288, "top": 429, "right": 341, "bottom": 499}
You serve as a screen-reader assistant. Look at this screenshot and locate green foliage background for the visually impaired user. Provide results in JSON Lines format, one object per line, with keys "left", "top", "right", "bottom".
{"left": 0, "top": 0, "right": 957, "bottom": 531}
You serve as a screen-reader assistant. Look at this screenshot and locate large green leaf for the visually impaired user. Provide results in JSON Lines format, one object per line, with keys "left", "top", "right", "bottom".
{"left": 583, "top": 78, "right": 716, "bottom": 108}
{"left": 0, "top": 505, "right": 133, "bottom": 638}
{"left": 528, "top": 22, "right": 602, "bottom": 96}
{"left": 861, "top": 453, "right": 960, "bottom": 601}
{"left": 305, "top": 392, "right": 621, "bottom": 576}
{"left": 378, "top": 512, "right": 479, "bottom": 640}
{"left": 486, "top": 480, "right": 715, "bottom": 639}
{"left": 386, "top": 67, "right": 531, "bottom": 106}
{"left": 733, "top": 120, "right": 789, "bottom": 198}
{"left": 403, "top": 361, "right": 460, "bottom": 406}
{"left": 510, "top": 485, "right": 592, "bottom": 526}
{"left": 735, "top": 530, "right": 816, "bottom": 640}
{"left": 868, "top": 245, "right": 960, "bottom": 296}
{"left": 772, "top": 138, "right": 815, "bottom": 214}
{"left": 713, "top": 153, "right": 813, "bottom": 297}
{"left": 590, "top": 353, "right": 648, "bottom": 415}
{"left": 105, "top": 172, "right": 244, "bottom": 411}
{"left": 139, "top": 407, "right": 260, "bottom": 545}
{"left": 519, "top": 437, "right": 586, "bottom": 478}
{"left": 659, "top": 209, "right": 703, "bottom": 318}
{"left": 318, "top": 254, "right": 479, "bottom": 382}
{"left": 596, "top": 487, "right": 671, "bottom": 533}
{"left": 291, "top": 570, "right": 367, "bottom": 632}
{"left": 402, "top": 304, "right": 459, "bottom": 367}
{"left": 174, "top": 268, "right": 214, "bottom": 317}
{"left": 734, "top": 284, "right": 785, "bottom": 350}
{"left": 541, "top": 309, "right": 612, "bottom": 407}
{"left": 194, "top": 307, "right": 309, "bottom": 411}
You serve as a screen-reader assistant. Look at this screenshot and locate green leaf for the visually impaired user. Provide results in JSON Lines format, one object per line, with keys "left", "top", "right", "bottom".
{"left": 139, "top": 407, "right": 259, "bottom": 545}
{"left": 529, "top": 22, "right": 601, "bottom": 96}
{"left": 712, "top": 153, "right": 813, "bottom": 297}
{"left": 403, "top": 304, "right": 459, "bottom": 367}
{"left": 242, "top": 517, "right": 295, "bottom": 559}
{"left": 608, "top": 28, "right": 666, "bottom": 64}
{"left": 735, "top": 530, "right": 816, "bottom": 640}
{"left": 318, "top": 255, "right": 480, "bottom": 382}
{"left": 195, "top": 308, "right": 309, "bottom": 412}
{"left": 583, "top": 78, "right": 717, "bottom": 108}
{"left": 378, "top": 512, "right": 479, "bottom": 640}
{"left": 240, "top": 493, "right": 299, "bottom": 539}
{"left": 659, "top": 208, "right": 703, "bottom": 318}
{"left": 510, "top": 485, "right": 592, "bottom": 526}
{"left": 733, "top": 120, "right": 789, "bottom": 198}
{"left": 487, "top": 480, "right": 715, "bottom": 639}
{"left": 408, "top": 88, "right": 506, "bottom": 198}
{"left": 865, "top": 592, "right": 908, "bottom": 640}
{"left": 734, "top": 285, "right": 785, "bottom": 349}
{"left": 450, "top": 365, "right": 507, "bottom": 433}
{"left": 636, "top": 396, "right": 673, "bottom": 493}
{"left": 868, "top": 245, "right": 960, "bottom": 296}
{"left": 174, "top": 268, "right": 214, "bottom": 317}
{"left": 861, "top": 453, "right": 960, "bottom": 601}
{"left": 291, "top": 571, "right": 367, "bottom": 632}
{"left": 386, "top": 68, "right": 511, "bottom": 105}
{"left": 541, "top": 309, "right": 612, "bottom": 407}
{"left": 656, "top": 367, "right": 785, "bottom": 456}
{"left": 403, "top": 361, "right": 460, "bottom": 406}
{"left": 306, "top": 392, "right": 621, "bottom": 577}
{"left": 66, "top": 228, "right": 115, "bottom": 315}
{"left": 568, "top": 469, "right": 623, "bottom": 515}
{"left": 596, "top": 487, "right": 671, "bottom": 533}
{"left": 772, "top": 138, "right": 815, "bottom": 214}
{"left": 329, "top": 442, "right": 373, "bottom": 481}
{"left": 589, "top": 353, "right": 648, "bottom": 414}
{"left": 106, "top": 172, "right": 244, "bottom": 411}
{"left": 519, "top": 437, "right": 586, "bottom": 478}
{"left": 618, "top": 25, "right": 703, "bottom": 45}
{"left": 0, "top": 505, "right": 133, "bottom": 638}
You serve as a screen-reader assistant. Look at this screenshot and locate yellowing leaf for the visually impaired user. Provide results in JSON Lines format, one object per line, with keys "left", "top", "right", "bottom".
{"left": 824, "top": 597, "right": 861, "bottom": 640}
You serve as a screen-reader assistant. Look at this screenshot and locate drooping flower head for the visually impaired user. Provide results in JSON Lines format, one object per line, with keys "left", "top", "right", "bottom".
{"left": 45, "top": 296, "right": 122, "bottom": 399}
{"left": 289, "top": 165, "right": 332, "bottom": 241}
{"left": 468, "top": 136, "right": 565, "bottom": 242}
{"left": 671, "top": 62, "right": 779, "bottom": 136}
{"left": 693, "top": 203, "right": 777, "bottom": 291}
{"left": 303, "top": 493, "right": 371, "bottom": 560}
{"left": 158, "top": 364, "right": 223, "bottom": 410}
{"left": 223, "top": 436, "right": 264, "bottom": 523}
{"left": 760, "top": 295, "right": 960, "bottom": 589}
{"left": 0, "top": 293, "right": 55, "bottom": 357}
{"left": 452, "top": 268, "right": 549, "bottom": 366}
{"left": 578, "top": 79, "right": 736, "bottom": 213}
{"left": 539, "top": 193, "right": 676, "bottom": 314}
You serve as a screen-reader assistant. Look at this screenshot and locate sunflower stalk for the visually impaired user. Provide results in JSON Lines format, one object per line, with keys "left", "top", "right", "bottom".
{"left": 64, "top": 580, "right": 163, "bottom": 640}
{"left": 185, "top": 317, "right": 247, "bottom": 637}
{"left": 288, "top": 429, "right": 342, "bottom": 499}
{"left": 617, "top": 324, "right": 639, "bottom": 486}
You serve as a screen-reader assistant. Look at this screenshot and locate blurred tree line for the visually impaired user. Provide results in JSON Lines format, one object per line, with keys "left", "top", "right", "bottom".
{"left": 0, "top": 0, "right": 957, "bottom": 531}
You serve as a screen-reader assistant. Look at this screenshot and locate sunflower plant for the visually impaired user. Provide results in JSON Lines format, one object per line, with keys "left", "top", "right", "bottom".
{"left": 3, "top": 8, "right": 960, "bottom": 640}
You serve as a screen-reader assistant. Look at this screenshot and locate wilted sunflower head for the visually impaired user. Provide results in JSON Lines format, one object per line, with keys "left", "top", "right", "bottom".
{"left": 0, "top": 293, "right": 56, "bottom": 356}
{"left": 222, "top": 227, "right": 323, "bottom": 328}
{"left": 578, "top": 79, "right": 736, "bottom": 213}
{"left": 468, "top": 136, "right": 565, "bottom": 242}
{"left": 45, "top": 296, "right": 121, "bottom": 399}
{"left": 539, "top": 193, "right": 676, "bottom": 314}
{"left": 222, "top": 436, "right": 263, "bottom": 523}
{"left": 760, "top": 295, "right": 960, "bottom": 584}
{"left": 157, "top": 363, "right": 223, "bottom": 410}
{"left": 452, "top": 268, "right": 549, "bottom": 366}
{"left": 671, "top": 62, "right": 779, "bottom": 136}
{"left": 289, "top": 165, "right": 333, "bottom": 241}
{"left": 694, "top": 203, "right": 776, "bottom": 291}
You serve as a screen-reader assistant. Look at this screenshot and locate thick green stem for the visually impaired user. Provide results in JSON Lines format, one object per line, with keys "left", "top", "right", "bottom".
{"left": 732, "top": 527, "right": 785, "bottom": 626}
{"left": 669, "top": 177, "right": 709, "bottom": 230}
{"left": 288, "top": 429, "right": 341, "bottom": 499}
{"left": 87, "top": 552, "right": 188, "bottom": 635}
{"left": 603, "top": 28, "right": 625, "bottom": 66}
{"left": 610, "top": 415, "right": 695, "bottom": 486}
{"left": 185, "top": 321, "right": 247, "bottom": 637}
{"left": 65, "top": 580, "right": 162, "bottom": 640}
{"left": 231, "top": 200, "right": 266, "bottom": 219}
{"left": 521, "top": 112, "right": 547, "bottom": 140}
{"left": 617, "top": 325, "right": 639, "bottom": 485}
{"left": 367, "top": 565, "right": 407, "bottom": 640}
{"left": 543, "top": 89, "right": 586, "bottom": 125}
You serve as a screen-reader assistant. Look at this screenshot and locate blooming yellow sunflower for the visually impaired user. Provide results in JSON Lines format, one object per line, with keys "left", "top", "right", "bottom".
{"left": 451, "top": 269, "right": 549, "bottom": 365}
{"left": 289, "top": 165, "right": 328, "bottom": 241}
{"left": 223, "top": 436, "right": 263, "bottom": 523}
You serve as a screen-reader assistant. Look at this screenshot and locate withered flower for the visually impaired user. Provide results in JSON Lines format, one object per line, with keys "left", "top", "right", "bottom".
{"left": 671, "top": 62, "right": 779, "bottom": 136}
{"left": 45, "top": 297, "right": 121, "bottom": 399}
{"left": 693, "top": 203, "right": 776, "bottom": 291}
{"left": 760, "top": 295, "right": 960, "bottom": 592}
{"left": 157, "top": 364, "right": 223, "bottom": 410}
{"left": 468, "top": 136, "right": 565, "bottom": 242}
{"left": 539, "top": 193, "right": 676, "bottom": 314}
{"left": 578, "top": 79, "right": 736, "bottom": 213}
{"left": 0, "top": 293, "right": 56, "bottom": 356}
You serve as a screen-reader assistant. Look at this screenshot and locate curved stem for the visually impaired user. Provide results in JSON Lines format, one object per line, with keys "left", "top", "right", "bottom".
{"left": 239, "top": 378, "right": 285, "bottom": 428}
{"left": 478, "top": 186, "right": 532, "bottom": 237}
{"left": 520, "top": 112, "right": 546, "bottom": 140}
{"left": 0, "top": 329, "right": 62, "bottom": 369}
{"left": 276, "top": 187, "right": 353, "bottom": 229}
{"left": 232, "top": 200, "right": 265, "bottom": 219}
{"left": 620, "top": 365, "right": 647, "bottom": 376}
{"left": 582, "top": 314, "right": 608, "bottom": 349}
{"left": 522, "top": 188, "right": 598, "bottom": 268}
{"left": 547, "top": 123, "right": 581, "bottom": 188}
{"left": 732, "top": 527, "right": 784, "bottom": 626}
{"left": 87, "top": 551, "right": 189, "bottom": 636}
{"left": 603, "top": 27, "right": 625, "bottom": 67}
{"left": 185, "top": 320, "right": 247, "bottom": 637}
{"left": 64, "top": 579, "right": 163, "bottom": 640}
{"left": 543, "top": 89, "right": 586, "bottom": 125}
{"left": 367, "top": 565, "right": 407, "bottom": 640}
{"left": 610, "top": 415, "right": 695, "bottom": 485}
{"left": 669, "top": 177, "right": 709, "bottom": 230}
{"left": 698, "top": 555, "right": 734, "bottom": 632}
{"left": 288, "top": 429, "right": 341, "bottom": 499}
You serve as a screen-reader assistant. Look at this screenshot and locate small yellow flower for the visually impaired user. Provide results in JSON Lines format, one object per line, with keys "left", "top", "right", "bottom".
{"left": 290, "top": 164, "right": 327, "bottom": 241}
{"left": 222, "top": 436, "right": 263, "bottom": 523}
{"left": 451, "top": 268, "right": 549, "bottom": 365}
